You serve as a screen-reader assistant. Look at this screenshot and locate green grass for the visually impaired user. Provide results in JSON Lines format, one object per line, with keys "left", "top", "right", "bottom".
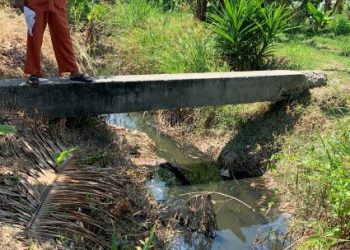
{"left": 99, "top": 0, "right": 229, "bottom": 75}
{"left": 270, "top": 113, "right": 350, "bottom": 249}
{"left": 269, "top": 33, "right": 350, "bottom": 249}
{"left": 275, "top": 42, "right": 350, "bottom": 70}
{"left": 311, "top": 35, "right": 350, "bottom": 54}
{"left": 275, "top": 34, "right": 350, "bottom": 84}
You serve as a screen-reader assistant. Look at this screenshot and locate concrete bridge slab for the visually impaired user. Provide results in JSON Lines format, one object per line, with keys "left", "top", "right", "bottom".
{"left": 0, "top": 70, "right": 326, "bottom": 117}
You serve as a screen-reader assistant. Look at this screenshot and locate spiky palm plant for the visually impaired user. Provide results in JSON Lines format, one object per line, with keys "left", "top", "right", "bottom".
{"left": 0, "top": 121, "right": 127, "bottom": 248}
{"left": 207, "top": 0, "right": 292, "bottom": 70}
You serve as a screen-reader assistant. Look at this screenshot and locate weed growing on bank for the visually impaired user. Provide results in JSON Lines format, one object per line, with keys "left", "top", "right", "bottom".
{"left": 69, "top": 0, "right": 229, "bottom": 75}
{"left": 270, "top": 112, "right": 350, "bottom": 249}
{"left": 107, "top": 1, "right": 229, "bottom": 74}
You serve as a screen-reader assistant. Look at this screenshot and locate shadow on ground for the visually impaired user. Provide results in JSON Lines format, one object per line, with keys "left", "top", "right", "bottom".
{"left": 218, "top": 91, "right": 312, "bottom": 177}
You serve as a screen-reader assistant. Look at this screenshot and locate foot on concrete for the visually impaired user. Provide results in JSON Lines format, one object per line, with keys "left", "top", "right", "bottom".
{"left": 26, "top": 76, "right": 39, "bottom": 86}
{"left": 70, "top": 73, "right": 93, "bottom": 83}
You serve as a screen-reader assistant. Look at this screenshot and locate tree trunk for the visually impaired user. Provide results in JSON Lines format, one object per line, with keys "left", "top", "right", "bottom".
{"left": 195, "top": 0, "right": 208, "bottom": 21}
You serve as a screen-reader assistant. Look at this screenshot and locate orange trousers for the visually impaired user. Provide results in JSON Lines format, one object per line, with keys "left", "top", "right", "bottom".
{"left": 24, "top": 3, "right": 79, "bottom": 76}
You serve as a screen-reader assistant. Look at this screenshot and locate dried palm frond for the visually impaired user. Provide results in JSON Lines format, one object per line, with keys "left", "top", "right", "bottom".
{"left": 0, "top": 120, "right": 128, "bottom": 248}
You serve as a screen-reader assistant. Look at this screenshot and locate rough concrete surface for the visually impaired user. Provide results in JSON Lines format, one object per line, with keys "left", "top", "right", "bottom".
{"left": 0, "top": 71, "right": 327, "bottom": 117}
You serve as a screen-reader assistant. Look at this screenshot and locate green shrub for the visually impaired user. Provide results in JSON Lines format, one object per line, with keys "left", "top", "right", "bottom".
{"left": 307, "top": 1, "right": 333, "bottom": 32}
{"left": 207, "top": 0, "right": 292, "bottom": 70}
{"left": 331, "top": 14, "right": 350, "bottom": 35}
{"left": 68, "top": 0, "right": 95, "bottom": 25}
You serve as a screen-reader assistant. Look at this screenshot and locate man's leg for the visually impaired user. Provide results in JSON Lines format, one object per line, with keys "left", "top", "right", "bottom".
{"left": 48, "top": 6, "right": 79, "bottom": 75}
{"left": 24, "top": 11, "right": 48, "bottom": 77}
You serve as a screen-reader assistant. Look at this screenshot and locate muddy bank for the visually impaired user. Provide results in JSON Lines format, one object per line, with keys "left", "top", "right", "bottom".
{"left": 110, "top": 125, "right": 166, "bottom": 168}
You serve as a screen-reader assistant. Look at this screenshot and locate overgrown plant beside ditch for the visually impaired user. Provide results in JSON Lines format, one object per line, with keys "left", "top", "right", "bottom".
{"left": 307, "top": 1, "right": 333, "bottom": 32}
{"left": 207, "top": 0, "right": 292, "bottom": 70}
{"left": 270, "top": 113, "right": 350, "bottom": 249}
{"left": 66, "top": 0, "right": 229, "bottom": 75}
{"left": 105, "top": 0, "right": 228, "bottom": 74}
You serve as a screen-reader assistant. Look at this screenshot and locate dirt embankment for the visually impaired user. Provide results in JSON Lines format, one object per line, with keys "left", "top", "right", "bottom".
{"left": 111, "top": 125, "right": 165, "bottom": 167}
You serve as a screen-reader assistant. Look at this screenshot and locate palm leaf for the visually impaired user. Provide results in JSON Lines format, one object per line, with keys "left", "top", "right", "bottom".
{"left": 0, "top": 121, "right": 127, "bottom": 248}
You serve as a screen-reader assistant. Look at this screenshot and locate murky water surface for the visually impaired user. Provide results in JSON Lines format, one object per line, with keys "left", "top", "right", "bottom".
{"left": 108, "top": 113, "right": 290, "bottom": 250}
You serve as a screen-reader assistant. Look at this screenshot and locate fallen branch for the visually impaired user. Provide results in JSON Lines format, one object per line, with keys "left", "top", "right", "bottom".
{"left": 179, "top": 191, "right": 254, "bottom": 211}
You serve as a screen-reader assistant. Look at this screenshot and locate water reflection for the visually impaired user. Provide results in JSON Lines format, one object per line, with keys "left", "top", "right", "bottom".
{"left": 108, "top": 113, "right": 290, "bottom": 249}
{"left": 165, "top": 180, "right": 290, "bottom": 250}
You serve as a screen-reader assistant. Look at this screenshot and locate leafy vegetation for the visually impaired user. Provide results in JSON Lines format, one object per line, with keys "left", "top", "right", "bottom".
{"left": 207, "top": 0, "right": 292, "bottom": 70}
{"left": 270, "top": 114, "right": 350, "bottom": 249}
{"left": 331, "top": 14, "right": 350, "bottom": 35}
{"left": 0, "top": 124, "right": 16, "bottom": 136}
{"left": 307, "top": 1, "right": 333, "bottom": 32}
{"left": 54, "top": 147, "right": 78, "bottom": 166}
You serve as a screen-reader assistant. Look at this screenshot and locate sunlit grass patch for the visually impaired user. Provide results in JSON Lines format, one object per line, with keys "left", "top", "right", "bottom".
{"left": 100, "top": 0, "right": 228, "bottom": 75}
{"left": 271, "top": 112, "right": 350, "bottom": 249}
{"left": 275, "top": 42, "right": 350, "bottom": 71}
{"left": 311, "top": 35, "right": 350, "bottom": 54}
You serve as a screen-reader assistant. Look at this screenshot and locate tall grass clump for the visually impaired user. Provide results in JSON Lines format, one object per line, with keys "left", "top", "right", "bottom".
{"left": 102, "top": 0, "right": 229, "bottom": 75}
{"left": 207, "top": 0, "right": 292, "bottom": 70}
{"left": 105, "top": 0, "right": 158, "bottom": 34}
{"left": 331, "top": 14, "right": 350, "bottom": 35}
{"left": 271, "top": 115, "right": 350, "bottom": 249}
